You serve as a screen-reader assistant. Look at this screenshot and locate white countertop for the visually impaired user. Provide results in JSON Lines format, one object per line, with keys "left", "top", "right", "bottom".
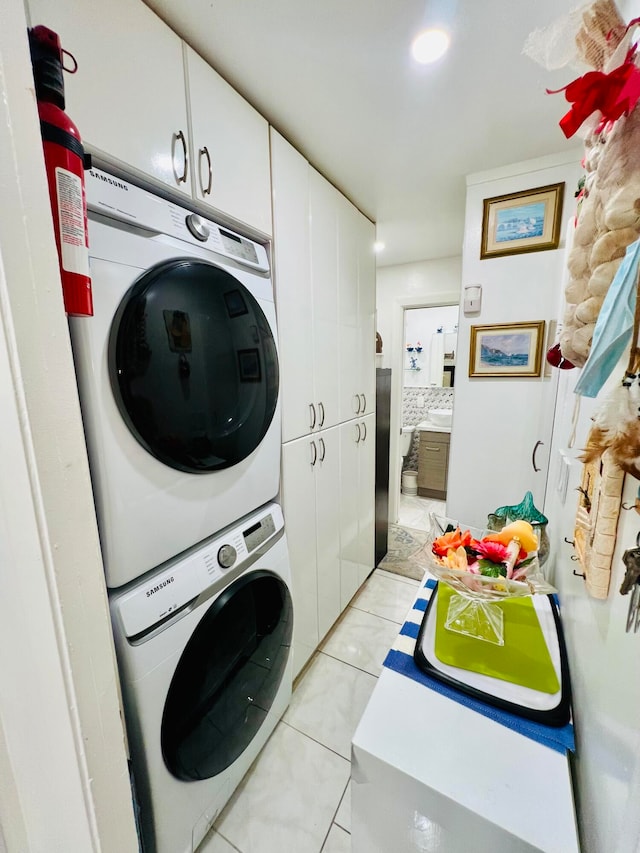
{"left": 416, "top": 421, "right": 451, "bottom": 434}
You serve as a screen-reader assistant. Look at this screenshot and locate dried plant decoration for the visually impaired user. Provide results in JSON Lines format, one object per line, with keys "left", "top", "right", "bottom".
{"left": 575, "top": 0, "right": 626, "bottom": 70}
{"left": 574, "top": 449, "right": 625, "bottom": 598}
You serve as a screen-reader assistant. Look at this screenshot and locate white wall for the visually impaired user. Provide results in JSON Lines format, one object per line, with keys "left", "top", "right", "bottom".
{"left": 0, "top": 1, "right": 138, "bottom": 849}
{"left": 376, "top": 257, "right": 462, "bottom": 370}
{"left": 447, "top": 151, "right": 583, "bottom": 526}
{"left": 546, "top": 362, "right": 640, "bottom": 853}
{"left": 376, "top": 257, "right": 461, "bottom": 522}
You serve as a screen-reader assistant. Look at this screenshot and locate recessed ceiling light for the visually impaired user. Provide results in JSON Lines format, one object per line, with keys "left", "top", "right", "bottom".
{"left": 374, "top": 241, "right": 385, "bottom": 253}
{"left": 411, "top": 28, "right": 450, "bottom": 64}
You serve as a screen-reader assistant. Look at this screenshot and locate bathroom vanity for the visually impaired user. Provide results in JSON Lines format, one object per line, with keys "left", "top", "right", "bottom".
{"left": 417, "top": 426, "right": 451, "bottom": 500}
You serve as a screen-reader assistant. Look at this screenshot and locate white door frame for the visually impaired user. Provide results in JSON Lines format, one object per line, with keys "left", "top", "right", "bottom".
{"left": 388, "top": 291, "right": 460, "bottom": 525}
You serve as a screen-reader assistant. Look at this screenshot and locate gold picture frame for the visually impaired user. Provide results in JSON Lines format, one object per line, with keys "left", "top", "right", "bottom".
{"left": 480, "top": 183, "right": 564, "bottom": 259}
{"left": 469, "top": 321, "right": 545, "bottom": 378}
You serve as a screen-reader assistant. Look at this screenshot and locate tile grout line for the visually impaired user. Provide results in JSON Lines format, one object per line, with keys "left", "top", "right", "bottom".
{"left": 279, "top": 717, "right": 353, "bottom": 765}
{"left": 318, "top": 647, "right": 383, "bottom": 680}
{"left": 319, "top": 777, "right": 351, "bottom": 853}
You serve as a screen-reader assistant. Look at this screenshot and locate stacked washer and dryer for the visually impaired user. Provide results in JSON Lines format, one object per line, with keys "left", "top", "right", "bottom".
{"left": 70, "top": 167, "right": 293, "bottom": 853}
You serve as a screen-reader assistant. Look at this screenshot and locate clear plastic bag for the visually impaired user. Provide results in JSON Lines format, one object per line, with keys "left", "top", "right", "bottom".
{"left": 411, "top": 514, "right": 556, "bottom": 645}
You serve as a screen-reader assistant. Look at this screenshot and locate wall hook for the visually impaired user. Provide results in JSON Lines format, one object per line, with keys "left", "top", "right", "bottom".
{"left": 564, "top": 537, "right": 575, "bottom": 546}
{"left": 572, "top": 568, "right": 586, "bottom": 579}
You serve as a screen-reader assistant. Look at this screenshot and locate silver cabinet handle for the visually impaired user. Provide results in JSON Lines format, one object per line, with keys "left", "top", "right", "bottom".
{"left": 309, "top": 403, "right": 317, "bottom": 430}
{"left": 360, "top": 421, "right": 367, "bottom": 442}
{"left": 318, "top": 401, "right": 325, "bottom": 428}
{"left": 360, "top": 393, "right": 366, "bottom": 413}
{"left": 424, "top": 445, "right": 441, "bottom": 452}
{"left": 532, "top": 440, "right": 544, "bottom": 472}
{"left": 198, "top": 146, "right": 212, "bottom": 196}
{"left": 353, "top": 394, "right": 361, "bottom": 414}
{"left": 173, "top": 130, "right": 188, "bottom": 184}
{"left": 354, "top": 423, "right": 361, "bottom": 442}
{"left": 318, "top": 437, "right": 326, "bottom": 462}
{"left": 310, "top": 440, "right": 318, "bottom": 466}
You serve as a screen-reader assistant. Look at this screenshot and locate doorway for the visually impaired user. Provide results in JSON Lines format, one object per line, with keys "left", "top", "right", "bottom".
{"left": 399, "top": 305, "right": 458, "bottom": 529}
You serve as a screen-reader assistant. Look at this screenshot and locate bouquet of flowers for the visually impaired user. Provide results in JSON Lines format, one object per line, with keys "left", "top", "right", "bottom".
{"left": 411, "top": 515, "right": 556, "bottom": 644}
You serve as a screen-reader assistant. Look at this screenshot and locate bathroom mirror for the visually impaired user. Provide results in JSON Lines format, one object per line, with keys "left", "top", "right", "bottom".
{"left": 404, "top": 306, "right": 458, "bottom": 388}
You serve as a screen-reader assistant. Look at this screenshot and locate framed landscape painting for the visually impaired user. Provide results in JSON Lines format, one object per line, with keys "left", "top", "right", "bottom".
{"left": 480, "top": 183, "right": 564, "bottom": 259}
{"left": 469, "top": 321, "right": 545, "bottom": 378}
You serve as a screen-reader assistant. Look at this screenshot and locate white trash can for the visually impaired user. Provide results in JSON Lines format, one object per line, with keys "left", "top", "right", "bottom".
{"left": 401, "top": 470, "right": 418, "bottom": 496}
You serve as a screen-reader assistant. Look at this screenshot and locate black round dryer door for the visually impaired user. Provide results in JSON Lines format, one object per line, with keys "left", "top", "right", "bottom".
{"left": 161, "top": 570, "right": 293, "bottom": 781}
{"left": 110, "top": 258, "right": 279, "bottom": 473}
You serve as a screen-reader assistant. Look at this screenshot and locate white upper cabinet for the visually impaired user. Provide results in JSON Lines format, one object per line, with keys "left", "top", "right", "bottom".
{"left": 185, "top": 46, "right": 272, "bottom": 235}
{"left": 28, "top": 0, "right": 191, "bottom": 197}
{"left": 309, "top": 168, "right": 340, "bottom": 431}
{"left": 338, "top": 195, "right": 376, "bottom": 423}
{"left": 357, "top": 214, "right": 377, "bottom": 419}
{"left": 272, "top": 129, "right": 374, "bottom": 442}
{"left": 270, "top": 130, "right": 314, "bottom": 443}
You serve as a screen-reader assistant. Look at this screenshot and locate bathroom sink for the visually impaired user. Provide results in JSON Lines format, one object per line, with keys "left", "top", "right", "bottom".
{"left": 427, "top": 408, "right": 453, "bottom": 427}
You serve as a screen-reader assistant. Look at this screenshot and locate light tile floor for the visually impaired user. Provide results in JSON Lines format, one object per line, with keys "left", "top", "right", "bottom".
{"left": 201, "top": 568, "right": 420, "bottom": 853}
{"left": 397, "top": 493, "right": 446, "bottom": 530}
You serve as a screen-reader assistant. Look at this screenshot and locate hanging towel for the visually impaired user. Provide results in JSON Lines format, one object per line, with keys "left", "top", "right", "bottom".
{"left": 574, "top": 238, "right": 640, "bottom": 398}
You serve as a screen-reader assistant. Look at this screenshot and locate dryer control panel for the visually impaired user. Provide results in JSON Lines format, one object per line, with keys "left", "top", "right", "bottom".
{"left": 85, "top": 168, "right": 269, "bottom": 273}
{"left": 114, "top": 503, "right": 284, "bottom": 639}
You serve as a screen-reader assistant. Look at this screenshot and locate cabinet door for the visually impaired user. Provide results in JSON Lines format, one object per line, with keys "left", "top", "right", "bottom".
{"left": 339, "top": 420, "right": 362, "bottom": 609}
{"left": 28, "top": 0, "right": 191, "bottom": 197}
{"left": 357, "top": 214, "right": 376, "bottom": 417}
{"left": 309, "top": 169, "right": 340, "bottom": 430}
{"left": 337, "top": 195, "right": 361, "bottom": 423}
{"left": 357, "top": 414, "right": 376, "bottom": 585}
{"left": 315, "top": 426, "right": 341, "bottom": 640}
{"left": 282, "top": 437, "right": 319, "bottom": 678}
{"left": 418, "top": 433, "right": 450, "bottom": 495}
{"left": 186, "top": 46, "right": 271, "bottom": 234}
{"left": 270, "top": 131, "right": 314, "bottom": 443}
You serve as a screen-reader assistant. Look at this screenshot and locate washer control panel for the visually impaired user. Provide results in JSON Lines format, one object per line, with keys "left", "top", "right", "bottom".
{"left": 114, "top": 503, "right": 284, "bottom": 638}
{"left": 185, "top": 213, "right": 210, "bottom": 242}
{"left": 217, "top": 544, "right": 237, "bottom": 569}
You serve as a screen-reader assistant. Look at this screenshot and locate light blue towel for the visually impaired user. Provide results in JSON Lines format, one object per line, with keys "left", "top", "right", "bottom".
{"left": 574, "top": 238, "right": 640, "bottom": 398}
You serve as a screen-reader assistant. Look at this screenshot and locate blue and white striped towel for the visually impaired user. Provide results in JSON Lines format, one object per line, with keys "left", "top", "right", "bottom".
{"left": 382, "top": 577, "right": 575, "bottom": 755}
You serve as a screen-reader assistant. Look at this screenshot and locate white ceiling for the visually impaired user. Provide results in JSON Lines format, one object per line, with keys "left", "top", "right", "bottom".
{"left": 144, "top": 0, "right": 580, "bottom": 267}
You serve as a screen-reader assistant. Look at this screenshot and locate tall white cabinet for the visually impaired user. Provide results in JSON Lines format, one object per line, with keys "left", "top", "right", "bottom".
{"left": 271, "top": 129, "right": 377, "bottom": 677}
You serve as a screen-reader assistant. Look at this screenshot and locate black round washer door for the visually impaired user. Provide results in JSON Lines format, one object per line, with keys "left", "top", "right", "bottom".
{"left": 110, "top": 258, "right": 279, "bottom": 473}
{"left": 161, "top": 570, "right": 292, "bottom": 781}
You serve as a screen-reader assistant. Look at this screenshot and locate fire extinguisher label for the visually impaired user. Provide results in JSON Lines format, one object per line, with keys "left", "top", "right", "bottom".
{"left": 54, "top": 167, "right": 90, "bottom": 278}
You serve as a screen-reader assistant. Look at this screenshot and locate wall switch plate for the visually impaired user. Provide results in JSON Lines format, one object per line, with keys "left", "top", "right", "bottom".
{"left": 463, "top": 284, "right": 482, "bottom": 314}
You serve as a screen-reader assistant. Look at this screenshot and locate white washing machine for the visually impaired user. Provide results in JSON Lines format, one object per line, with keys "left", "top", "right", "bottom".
{"left": 109, "top": 501, "right": 292, "bottom": 853}
{"left": 70, "top": 167, "right": 281, "bottom": 588}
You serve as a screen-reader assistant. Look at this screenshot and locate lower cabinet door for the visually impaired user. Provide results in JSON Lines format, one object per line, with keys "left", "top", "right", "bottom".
{"left": 315, "top": 426, "right": 342, "bottom": 641}
{"left": 339, "top": 420, "right": 362, "bottom": 608}
{"left": 357, "top": 414, "right": 375, "bottom": 585}
{"left": 282, "top": 436, "right": 319, "bottom": 678}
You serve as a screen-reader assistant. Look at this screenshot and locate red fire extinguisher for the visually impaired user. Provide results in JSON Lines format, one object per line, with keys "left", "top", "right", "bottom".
{"left": 28, "top": 25, "right": 93, "bottom": 316}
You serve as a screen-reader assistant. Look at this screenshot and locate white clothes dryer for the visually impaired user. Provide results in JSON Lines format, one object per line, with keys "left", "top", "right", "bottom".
{"left": 109, "top": 502, "right": 292, "bottom": 853}
{"left": 70, "top": 168, "right": 281, "bottom": 588}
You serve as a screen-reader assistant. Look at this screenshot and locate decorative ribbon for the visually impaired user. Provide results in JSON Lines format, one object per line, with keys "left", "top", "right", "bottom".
{"left": 547, "top": 49, "right": 640, "bottom": 138}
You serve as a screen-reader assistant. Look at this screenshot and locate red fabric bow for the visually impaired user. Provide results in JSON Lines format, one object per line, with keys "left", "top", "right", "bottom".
{"left": 547, "top": 53, "right": 640, "bottom": 138}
